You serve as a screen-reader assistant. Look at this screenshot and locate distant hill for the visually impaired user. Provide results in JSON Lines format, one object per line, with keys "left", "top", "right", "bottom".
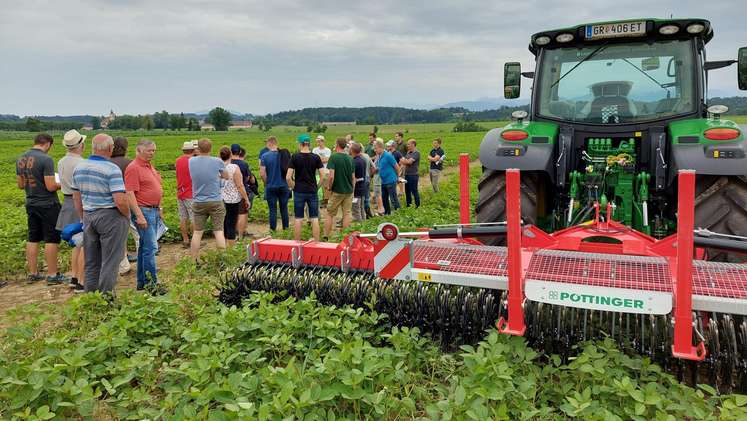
{"left": 441, "top": 97, "right": 528, "bottom": 111}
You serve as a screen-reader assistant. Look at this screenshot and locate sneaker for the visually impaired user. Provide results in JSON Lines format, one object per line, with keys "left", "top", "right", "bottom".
{"left": 0, "top": 280, "right": 7, "bottom": 288}
{"left": 127, "top": 254, "right": 137, "bottom": 263}
{"left": 46, "top": 274, "right": 67, "bottom": 285}
{"left": 69, "top": 280, "right": 85, "bottom": 293}
{"left": 27, "top": 273, "right": 45, "bottom": 284}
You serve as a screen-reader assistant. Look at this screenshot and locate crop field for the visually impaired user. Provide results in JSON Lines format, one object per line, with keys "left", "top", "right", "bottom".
{"left": 1, "top": 122, "right": 746, "bottom": 419}
{"left": 0, "top": 123, "right": 496, "bottom": 277}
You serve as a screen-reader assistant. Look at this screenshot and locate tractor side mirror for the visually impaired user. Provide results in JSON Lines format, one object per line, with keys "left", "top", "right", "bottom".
{"left": 504, "top": 62, "right": 521, "bottom": 99}
{"left": 738, "top": 47, "right": 747, "bottom": 90}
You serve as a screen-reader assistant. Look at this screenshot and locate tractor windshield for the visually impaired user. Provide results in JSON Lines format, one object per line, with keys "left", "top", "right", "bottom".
{"left": 537, "top": 39, "right": 697, "bottom": 124}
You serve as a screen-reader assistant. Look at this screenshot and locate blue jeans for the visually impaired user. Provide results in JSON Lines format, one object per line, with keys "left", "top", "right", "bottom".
{"left": 405, "top": 174, "right": 420, "bottom": 207}
{"left": 133, "top": 207, "right": 159, "bottom": 289}
{"left": 381, "top": 183, "right": 400, "bottom": 215}
{"left": 363, "top": 181, "right": 371, "bottom": 212}
{"left": 266, "top": 186, "right": 290, "bottom": 230}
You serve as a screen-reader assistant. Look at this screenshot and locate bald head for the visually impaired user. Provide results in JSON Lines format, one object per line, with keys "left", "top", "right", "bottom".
{"left": 92, "top": 134, "right": 114, "bottom": 157}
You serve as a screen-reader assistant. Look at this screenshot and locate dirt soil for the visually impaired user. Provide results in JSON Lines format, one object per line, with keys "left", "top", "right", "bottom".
{"left": 0, "top": 162, "right": 478, "bottom": 323}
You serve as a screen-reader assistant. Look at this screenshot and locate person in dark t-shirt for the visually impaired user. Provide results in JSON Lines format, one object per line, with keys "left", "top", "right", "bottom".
{"left": 16, "top": 133, "right": 63, "bottom": 283}
{"left": 428, "top": 138, "right": 445, "bottom": 193}
{"left": 351, "top": 143, "right": 368, "bottom": 221}
{"left": 287, "top": 134, "right": 324, "bottom": 241}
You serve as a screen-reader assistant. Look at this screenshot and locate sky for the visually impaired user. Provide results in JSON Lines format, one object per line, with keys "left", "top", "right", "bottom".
{"left": 0, "top": 0, "right": 744, "bottom": 116}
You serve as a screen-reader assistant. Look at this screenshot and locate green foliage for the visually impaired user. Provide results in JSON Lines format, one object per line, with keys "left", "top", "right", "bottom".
{"left": 453, "top": 120, "right": 487, "bottom": 132}
{"left": 90, "top": 116, "right": 101, "bottom": 130}
{"left": 207, "top": 107, "right": 232, "bottom": 131}
{"left": 306, "top": 122, "right": 328, "bottom": 133}
{"left": 0, "top": 265, "right": 743, "bottom": 419}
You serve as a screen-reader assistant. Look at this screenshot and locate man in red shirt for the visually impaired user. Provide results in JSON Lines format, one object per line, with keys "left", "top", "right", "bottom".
{"left": 175, "top": 141, "right": 195, "bottom": 247}
{"left": 124, "top": 139, "right": 163, "bottom": 290}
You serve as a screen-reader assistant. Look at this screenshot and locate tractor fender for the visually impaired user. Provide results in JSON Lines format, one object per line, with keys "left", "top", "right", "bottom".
{"left": 479, "top": 127, "right": 555, "bottom": 180}
{"left": 669, "top": 141, "right": 747, "bottom": 178}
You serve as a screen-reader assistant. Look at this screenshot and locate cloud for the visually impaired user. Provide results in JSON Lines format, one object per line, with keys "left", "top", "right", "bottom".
{"left": 0, "top": 0, "right": 744, "bottom": 115}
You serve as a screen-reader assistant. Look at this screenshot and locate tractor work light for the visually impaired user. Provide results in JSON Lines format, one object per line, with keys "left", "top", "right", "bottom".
{"left": 534, "top": 35, "right": 551, "bottom": 46}
{"left": 659, "top": 24, "right": 680, "bottom": 35}
{"left": 686, "top": 23, "right": 706, "bottom": 34}
{"left": 704, "top": 128, "right": 741, "bottom": 141}
{"left": 501, "top": 130, "right": 529, "bottom": 141}
{"left": 556, "top": 33, "right": 574, "bottom": 43}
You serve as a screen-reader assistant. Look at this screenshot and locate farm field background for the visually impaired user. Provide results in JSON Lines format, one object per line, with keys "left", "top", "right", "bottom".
{"left": 0, "top": 122, "right": 501, "bottom": 277}
{"left": 2, "top": 121, "right": 747, "bottom": 418}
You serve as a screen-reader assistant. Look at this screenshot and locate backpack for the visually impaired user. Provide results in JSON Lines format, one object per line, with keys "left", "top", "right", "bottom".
{"left": 245, "top": 167, "right": 259, "bottom": 196}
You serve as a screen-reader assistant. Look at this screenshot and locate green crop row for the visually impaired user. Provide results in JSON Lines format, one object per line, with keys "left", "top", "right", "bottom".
{"left": 1, "top": 250, "right": 744, "bottom": 419}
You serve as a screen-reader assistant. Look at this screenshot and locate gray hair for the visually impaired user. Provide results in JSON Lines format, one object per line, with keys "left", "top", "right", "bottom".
{"left": 92, "top": 134, "right": 114, "bottom": 152}
{"left": 136, "top": 138, "right": 155, "bottom": 152}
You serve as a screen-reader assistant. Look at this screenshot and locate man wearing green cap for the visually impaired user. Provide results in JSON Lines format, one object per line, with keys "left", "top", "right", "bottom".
{"left": 286, "top": 134, "right": 324, "bottom": 241}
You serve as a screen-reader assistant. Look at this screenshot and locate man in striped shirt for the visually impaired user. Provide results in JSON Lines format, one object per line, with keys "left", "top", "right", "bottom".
{"left": 71, "top": 134, "right": 130, "bottom": 295}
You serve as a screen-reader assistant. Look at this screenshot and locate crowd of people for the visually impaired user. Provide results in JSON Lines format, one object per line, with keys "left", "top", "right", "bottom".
{"left": 10, "top": 129, "right": 445, "bottom": 294}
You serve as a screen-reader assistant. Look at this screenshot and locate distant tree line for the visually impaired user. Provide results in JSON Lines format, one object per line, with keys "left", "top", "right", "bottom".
{"left": 2, "top": 96, "right": 746, "bottom": 132}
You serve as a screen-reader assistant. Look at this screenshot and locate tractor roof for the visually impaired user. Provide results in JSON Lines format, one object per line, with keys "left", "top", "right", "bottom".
{"left": 528, "top": 18, "right": 713, "bottom": 55}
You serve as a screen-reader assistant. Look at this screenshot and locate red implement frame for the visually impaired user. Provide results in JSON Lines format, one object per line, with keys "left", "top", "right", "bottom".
{"left": 459, "top": 153, "right": 470, "bottom": 225}
{"left": 672, "top": 170, "right": 706, "bottom": 360}
{"left": 247, "top": 166, "right": 719, "bottom": 361}
{"left": 496, "top": 169, "right": 526, "bottom": 335}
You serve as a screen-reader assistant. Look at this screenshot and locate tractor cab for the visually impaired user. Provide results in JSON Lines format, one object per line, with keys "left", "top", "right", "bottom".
{"left": 479, "top": 18, "right": 747, "bottom": 250}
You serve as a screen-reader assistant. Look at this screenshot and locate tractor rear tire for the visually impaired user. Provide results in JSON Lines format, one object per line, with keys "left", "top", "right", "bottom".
{"left": 694, "top": 175, "right": 747, "bottom": 262}
{"left": 475, "top": 170, "right": 539, "bottom": 246}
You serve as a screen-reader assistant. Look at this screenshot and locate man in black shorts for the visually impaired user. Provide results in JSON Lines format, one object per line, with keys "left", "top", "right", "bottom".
{"left": 16, "top": 133, "right": 64, "bottom": 284}
{"left": 286, "top": 134, "right": 324, "bottom": 241}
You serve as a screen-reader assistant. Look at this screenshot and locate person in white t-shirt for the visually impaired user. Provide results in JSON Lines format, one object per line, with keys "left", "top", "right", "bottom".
{"left": 312, "top": 135, "right": 332, "bottom": 208}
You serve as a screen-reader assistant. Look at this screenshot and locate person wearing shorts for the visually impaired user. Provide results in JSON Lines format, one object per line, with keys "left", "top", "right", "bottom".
{"left": 56, "top": 129, "right": 87, "bottom": 291}
{"left": 175, "top": 141, "right": 195, "bottom": 247}
{"left": 287, "top": 134, "right": 324, "bottom": 241}
{"left": 188, "top": 138, "right": 228, "bottom": 260}
{"left": 324, "top": 138, "right": 355, "bottom": 239}
{"left": 16, "top": 133, "right": 64, "bottom": 284}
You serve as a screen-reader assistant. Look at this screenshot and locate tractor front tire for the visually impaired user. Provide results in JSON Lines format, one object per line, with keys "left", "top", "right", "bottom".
{"left": 694, "top": 175, "right": 747, "bottom": 262}
{"left": 475, "top": 170, "right": 538, "bottom": 246}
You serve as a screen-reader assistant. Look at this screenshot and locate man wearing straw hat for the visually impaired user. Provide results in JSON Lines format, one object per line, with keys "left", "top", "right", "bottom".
{"left": 56, "top": 129, "right": 87, "bottom": 292}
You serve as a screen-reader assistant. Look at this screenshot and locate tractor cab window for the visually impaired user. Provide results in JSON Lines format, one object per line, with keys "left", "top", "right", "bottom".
{"left": 537, "top": 39, "right": 696, "bottom": 124}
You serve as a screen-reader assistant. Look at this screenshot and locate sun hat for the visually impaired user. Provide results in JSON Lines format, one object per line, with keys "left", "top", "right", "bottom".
{"left": 191, "top": 140, "right": 198, "bottom": 148}
{"left": 63, "top": 129, "right": 86, "bottom": 148}
{"left": 297, "top": 133, "right": 311, "bottom": 144}
{"left": 182, "top": 141, "right": 195, "bottom": 150}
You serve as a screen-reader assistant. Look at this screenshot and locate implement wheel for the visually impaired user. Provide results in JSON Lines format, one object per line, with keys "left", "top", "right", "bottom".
{"left": 694, "top": 175, "right": 747, "bottom": 262}
{"left": 475, "top": 170, "right": 539, "bottom": 246}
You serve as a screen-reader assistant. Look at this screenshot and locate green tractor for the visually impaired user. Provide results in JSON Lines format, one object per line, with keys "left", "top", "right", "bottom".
{"left": 478, "top": 18, "right": 747, "bottom": 261}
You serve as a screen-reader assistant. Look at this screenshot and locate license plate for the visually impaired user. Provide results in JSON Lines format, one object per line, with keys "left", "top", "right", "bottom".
{"left": 585, "top": 21, "right": 646, "bottom": 40}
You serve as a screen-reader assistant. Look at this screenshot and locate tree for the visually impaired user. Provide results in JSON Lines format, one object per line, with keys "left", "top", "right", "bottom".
{"left": 91, "top": 116, "right": 101, "bottom": 130}
{"left": 170, "top": 113, "right": 186, "bottom": 131}
{"left": 153, "top": 110, "right": 170, "bottom": 129}
{"left": 187, "top": 118, "right": 201, "bottom": 131}
{"left": 141, "top": 115, "right": 155, "bottom": 131}
{"left": 255, "top": 117, "right": 273, "bottom": 132}
{"left": 207, "top": 107, "right": 232, "bottom": 131}
{"left": 25, "top": 117, "right": 41, "bottom": 132}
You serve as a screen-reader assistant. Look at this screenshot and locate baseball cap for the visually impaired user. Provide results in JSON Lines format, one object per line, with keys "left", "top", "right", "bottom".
{"left": 182, "top": 141, "right": 195, "bottom": 150}
{"left": 315, "top": 135, "right": 325, "bottom": 141}
{"left": 63, "top": 129, "right": 86, "bottom": 148}
{"left": 385, "top": 140, "right": 395, "bottom": 147}
{"left": 230, "top": 143, "right": 241, "bottom": 154}
{"left": 297, "top": 133, "right": 311, "bottom": 144}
